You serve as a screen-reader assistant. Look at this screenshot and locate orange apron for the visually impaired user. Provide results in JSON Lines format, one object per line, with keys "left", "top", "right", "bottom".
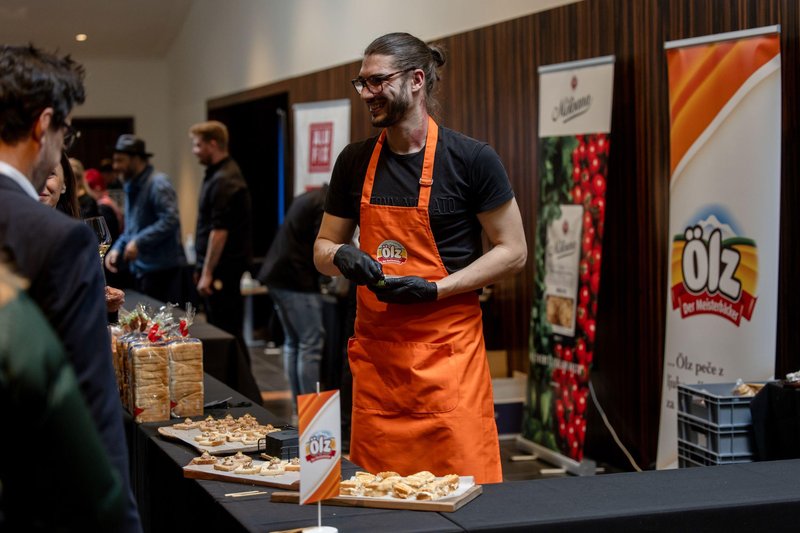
{"left": 348, "top": 117, "right": 502, "bottom": 484}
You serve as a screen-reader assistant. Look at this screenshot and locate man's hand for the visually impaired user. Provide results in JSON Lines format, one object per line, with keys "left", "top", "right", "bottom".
{"left": 105, "top": 286, "right": 125, "bottom": 313}
{"left": 105, "top": 249, "right": 120, "bottom": 273}
{"left": 369, "top": 276, "right": 437, "bottom": 304}
{"left": 197, "top": 271, "right": 214, "bottom": 296}
{"left": 123, "top": 240, "right": 139, "bottom": 262}
{"left": 333, "top": 244, "right": 384, "bottom": 285}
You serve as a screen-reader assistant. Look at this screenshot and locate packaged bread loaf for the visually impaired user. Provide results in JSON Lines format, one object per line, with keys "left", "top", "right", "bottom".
{"left": 108, "top": 325, "right": 123, "bottom": 400}
{"left": 168, "top": 337, "right": 203, "bottom": 417}
{"left": 116, "top": 332, "right": 145, "bottom": 410}
{"left": 129, "top": 339, "right": 170, "bottom": 422}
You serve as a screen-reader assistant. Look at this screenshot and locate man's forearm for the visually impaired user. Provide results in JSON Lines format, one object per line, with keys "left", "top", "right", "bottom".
{"left": 435, "top": 242, "right": 526, "bottom": 299}
{"left": 313, "top": 237, "right": 345, "bottom": 277}
{"left": 201, "top": 229, "right": 228, "bottom": 277}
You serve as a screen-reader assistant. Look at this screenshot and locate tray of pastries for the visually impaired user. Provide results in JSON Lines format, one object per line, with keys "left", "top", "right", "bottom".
{"left": 157, "top": 413, "right": 282, "bottom": 454}
{"left": 183, "top": 451, "right": 300, "bottom": 489}
{"left": 271, "top": 470, "right": 481, "bottom": 512}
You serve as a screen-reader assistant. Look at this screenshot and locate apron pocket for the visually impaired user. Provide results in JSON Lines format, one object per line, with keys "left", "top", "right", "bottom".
{"left": 348, "top": 337, "right": 458, "bottom": 414}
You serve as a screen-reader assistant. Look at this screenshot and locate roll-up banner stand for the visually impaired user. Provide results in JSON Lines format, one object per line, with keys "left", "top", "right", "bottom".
{"left": 656, "top": 26, "right": 782, "bottom": 469}
{"left": 519, "top": 55, "right": 615, "bottom": 476}
{"left": 292, "top": 99, "right": 350, "bottom": 197}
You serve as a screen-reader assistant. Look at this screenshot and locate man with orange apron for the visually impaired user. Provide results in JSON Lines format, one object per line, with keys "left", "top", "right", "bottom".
{"left": 314, "top": 32, "right": 527, "bottom": 485}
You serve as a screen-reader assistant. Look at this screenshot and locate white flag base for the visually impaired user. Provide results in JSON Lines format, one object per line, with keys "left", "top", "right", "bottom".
{"left": 516, "top": 436, "right": 597, "bottom": 476}
{"left": 303, "top": 527, "right": 338, "bottom": 532}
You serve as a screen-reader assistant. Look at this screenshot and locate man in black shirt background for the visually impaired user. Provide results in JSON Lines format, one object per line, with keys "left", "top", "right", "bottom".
{"left": 189, "top": 121, "right": 253, "bottom": 344}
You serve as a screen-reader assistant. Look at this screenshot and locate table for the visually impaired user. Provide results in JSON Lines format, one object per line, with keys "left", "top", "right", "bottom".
{"left": 130, "top": 374, "right": 457, "bottom": 532}
{"left": 123, "top": 290, "right": 261, "bottom": 403}
{"left": 130, "top": 375, "right": 800, "bottom": 532}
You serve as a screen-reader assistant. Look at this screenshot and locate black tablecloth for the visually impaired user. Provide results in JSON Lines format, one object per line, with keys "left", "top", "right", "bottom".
{"left": 751, "top": 381, "right": 800, "bottom": 461}
{"left": 128, "top": 375, "right": 800, "bottom": 532}
{"left": 123, "top": 290, "right": 261, "bottom": 403}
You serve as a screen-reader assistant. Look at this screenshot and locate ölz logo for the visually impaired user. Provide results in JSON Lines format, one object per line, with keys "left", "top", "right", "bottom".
{"left": 670, "top": 215, "right": 758, "bottom": 326}
{"left": 304, "top": 431, "right": 336, "bottom": 463}
{"left": 682, "top": 226, "right": 741, "bottom": 301}
{"left": 376, "top": 240, "right": 407, "bottom": 265}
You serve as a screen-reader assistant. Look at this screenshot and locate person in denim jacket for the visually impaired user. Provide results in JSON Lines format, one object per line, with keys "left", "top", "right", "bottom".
{"left": 105, "top": 134, "right": 186, "bottom": 304}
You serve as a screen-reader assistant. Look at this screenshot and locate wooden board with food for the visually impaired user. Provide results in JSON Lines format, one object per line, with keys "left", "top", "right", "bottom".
{"left": 157, "top": 413, "right": 282, "bottom": 454}
{"left": 183, "top": 451, "right": 300, "bottom": 489}
{"left": 271, "top": 471, "right": 480, "bottom": 512}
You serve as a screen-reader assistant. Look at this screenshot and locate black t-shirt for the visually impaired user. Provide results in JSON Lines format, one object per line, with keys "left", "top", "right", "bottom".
{"left": 325, "top": 126, "right": 514, "bottom": 273}
{"left": 195, "top": 157, "right": 252, "bottom": 274}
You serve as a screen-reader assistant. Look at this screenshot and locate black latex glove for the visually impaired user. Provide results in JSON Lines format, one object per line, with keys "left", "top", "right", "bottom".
{"left": 369, "top": 276, "right": 438, "bottom": 304}
{"left": 333, "top": 244, "right": 384, "bottom": 285}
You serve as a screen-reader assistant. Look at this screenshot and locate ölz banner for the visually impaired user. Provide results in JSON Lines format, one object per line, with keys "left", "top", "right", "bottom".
{"left": 523, "top": 56, "right": 614, "bottom": 462}
{"left": 298, "top": 390, "right": 341, "bottom": 504}
{"left": 656, "top": 26, "right": 781, "bottom": 469}
{"left": 293, "top": 99, "right": 350, "bottom": 196}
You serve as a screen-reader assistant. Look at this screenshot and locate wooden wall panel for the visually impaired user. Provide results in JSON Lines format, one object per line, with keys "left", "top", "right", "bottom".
{"left": 209, "top": 0, "right": 800, "bottom": 470}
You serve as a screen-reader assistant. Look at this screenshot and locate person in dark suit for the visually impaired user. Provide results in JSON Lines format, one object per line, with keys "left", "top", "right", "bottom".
{"left": 0, "top": 44, "right": 142, "bottom": 532}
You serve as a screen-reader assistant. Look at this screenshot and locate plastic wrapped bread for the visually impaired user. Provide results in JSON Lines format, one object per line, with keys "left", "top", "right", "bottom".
{"left": 108, "top": 325, "right": 123, "bottom": 400}
{"left": 116, "top": 332, "right": 145, "bottom": 410}
{"left": 129, "top": 340, "right": 170, "bottom": 422}
{"left": 168, "top": 337, "right": 203, "bottom": 417}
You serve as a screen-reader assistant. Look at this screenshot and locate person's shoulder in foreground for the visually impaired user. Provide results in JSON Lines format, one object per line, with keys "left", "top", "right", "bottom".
{"left": 0, "top": 265, "right": 124, "bottom": 532}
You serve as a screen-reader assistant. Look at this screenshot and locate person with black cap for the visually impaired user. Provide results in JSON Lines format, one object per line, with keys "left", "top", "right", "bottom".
{"left": 105, "top": 134, "right": 186, "bottom": 304}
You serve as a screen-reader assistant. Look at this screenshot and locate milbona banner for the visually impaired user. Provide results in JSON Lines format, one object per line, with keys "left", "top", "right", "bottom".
{"left": 656, "top": 26, "right": 781, "bottom": 469}
{"left": 523, "top": 56, "right": 614, "bottom": 463}
{"left": 293, "top": 99, "right": 350, "bottom": 196}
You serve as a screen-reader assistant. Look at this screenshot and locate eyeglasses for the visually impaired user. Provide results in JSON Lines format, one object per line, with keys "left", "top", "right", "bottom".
{"left": 351, "top": 68, "right": 415, "bottom": 94}
{"left": 63, "top": 122, "right": 81, "bottom": 151}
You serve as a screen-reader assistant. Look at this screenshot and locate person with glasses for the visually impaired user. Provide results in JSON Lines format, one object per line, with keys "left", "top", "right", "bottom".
{"left": 0, "top": 45, "right": 142, "bottom": 531}
{"left": 314, "top": 33, "right": 527, "bottom": 484}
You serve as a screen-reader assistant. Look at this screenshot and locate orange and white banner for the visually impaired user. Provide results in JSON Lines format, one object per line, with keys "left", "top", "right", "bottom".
{"left": 298, "top": 390, "right": 341, "bottom": 504}
{"left": 657, "top": 26, "right": 781, "bottom": 468}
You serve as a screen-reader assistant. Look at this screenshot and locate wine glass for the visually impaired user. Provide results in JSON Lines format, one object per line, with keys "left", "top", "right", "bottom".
{"left": 84, "top": 216, "right": 112, "bottom": 277}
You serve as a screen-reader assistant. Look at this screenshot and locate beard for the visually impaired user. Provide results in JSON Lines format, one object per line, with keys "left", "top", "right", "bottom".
{"left": 371, "top": 84, "right": 411, "bottom": 128}
{"left": 31, "top": 132, "right": 62, "bottom": 192}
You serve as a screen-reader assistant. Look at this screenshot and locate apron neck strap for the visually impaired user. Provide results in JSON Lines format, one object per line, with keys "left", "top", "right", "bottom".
{"left": 360, "top": 116, "right": 439, "bottom": 209}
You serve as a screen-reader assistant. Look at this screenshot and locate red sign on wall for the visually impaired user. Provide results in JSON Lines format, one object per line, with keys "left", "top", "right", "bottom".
{"left": 308, "top": 122, "right": 334, "bottom": 172}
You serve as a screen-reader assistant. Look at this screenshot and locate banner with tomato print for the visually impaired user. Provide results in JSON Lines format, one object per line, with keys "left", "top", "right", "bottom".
{"left": 656, "top": 27, "right": 781, "bottom": 468}
{"left": 522, "top": 56, "right": 614, "bottom": 466}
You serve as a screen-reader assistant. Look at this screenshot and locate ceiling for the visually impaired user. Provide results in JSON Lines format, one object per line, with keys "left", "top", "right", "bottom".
{"left": 0, "top": 0, "right": 193, "bottom": 59}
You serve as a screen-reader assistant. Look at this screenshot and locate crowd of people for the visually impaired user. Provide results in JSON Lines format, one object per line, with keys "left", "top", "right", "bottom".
{"left": 0, "top": 29, "right": 527, "bottom": 529}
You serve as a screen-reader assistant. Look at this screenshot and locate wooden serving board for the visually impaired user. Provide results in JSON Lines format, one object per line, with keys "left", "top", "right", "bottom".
{"left": 270, "top": 481, "right": 481, "bottom": 512}
{"left": 158, "top": 425, "right": 262, "bottom": 455}
{"left": 183, "top": 461, "right": 300, "bottom": 489}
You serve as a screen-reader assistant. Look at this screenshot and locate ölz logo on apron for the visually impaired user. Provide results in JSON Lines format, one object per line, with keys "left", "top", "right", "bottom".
{"left": 376, "top": 240, "right": 407, "bottom": 265}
